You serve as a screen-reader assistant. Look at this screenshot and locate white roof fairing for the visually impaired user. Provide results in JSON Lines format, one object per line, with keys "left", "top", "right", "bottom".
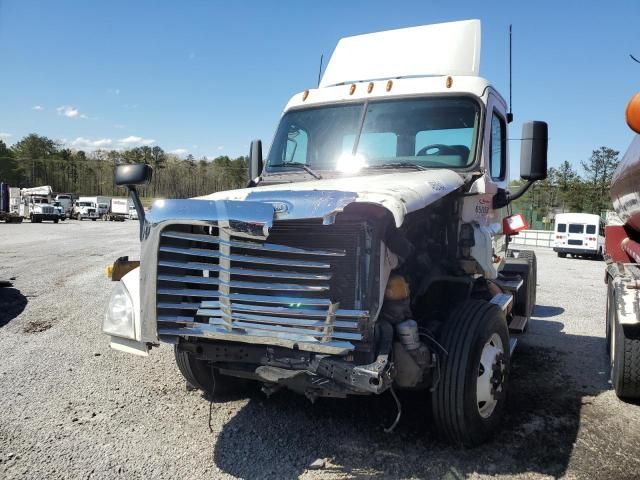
{"left": 319, "top": 19, "right": 481, "bottom": 88}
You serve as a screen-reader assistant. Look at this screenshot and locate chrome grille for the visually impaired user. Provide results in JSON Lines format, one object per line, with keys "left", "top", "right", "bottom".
{"left": 42, "top": 206, "right": 54, "bottom": 214}
{"left": 155, "top": 223, "right": 369, "bottom": 354}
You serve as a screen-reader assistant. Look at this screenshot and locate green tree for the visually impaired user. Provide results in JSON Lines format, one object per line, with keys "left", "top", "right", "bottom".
{"left": 581, "top": 147, "right": 619, "bottom": 214}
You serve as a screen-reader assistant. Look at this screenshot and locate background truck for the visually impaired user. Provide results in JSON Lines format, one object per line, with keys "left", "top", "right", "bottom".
{"left": 0, "top": 183, "right": 23, "bottom": 223}
{"left": 103, "top": 20, "right": 548, "bottom": 446}
{"left": 604, "top": 92, "right": 640, "bottom": 400}
{"left": 20, "top": 186, "right": 59, "bottom": 223}
{"left": 553, "top": 212, "right": 605, "bottom": 259}
{"left": 103, "top": 198, "right": 129, "bottom": 221}
{"left": 73, "top": 196, "right": 103, "bottom": 220}
{"left": 54, "top": 193, "right": 74, "bottom": 218}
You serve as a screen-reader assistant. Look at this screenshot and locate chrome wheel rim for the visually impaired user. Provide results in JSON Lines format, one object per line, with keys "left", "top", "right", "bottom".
{"left": 477, "top": 333, "right": 505, "bottom": 419}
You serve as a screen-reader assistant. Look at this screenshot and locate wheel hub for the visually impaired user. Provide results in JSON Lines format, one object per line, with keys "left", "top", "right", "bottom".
{"left": 477, "top": 333, "right": 505, "bottom": 419}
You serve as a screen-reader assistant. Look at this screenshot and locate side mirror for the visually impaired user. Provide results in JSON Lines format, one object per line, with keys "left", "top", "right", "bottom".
{"left": 114, "top": 163, "right": 152, "bottom": 241}
{"left": 249, "top": 140, "right": 264, "bottom": 181}
{"left": 520, "top": 121, "right": 548, "bottom": 181}
{"left": 114, "top": 163, "right": 153, "bottom": 187}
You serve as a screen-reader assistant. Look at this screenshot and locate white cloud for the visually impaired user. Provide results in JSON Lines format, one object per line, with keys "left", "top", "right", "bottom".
{"left": 56, "top": 105, "right": 84, "bottom": 119}
{"left": 170, "top": 148, "right": 188, "bottom": 156}
{"left": 108, "top": 88, "right": 121, "bottom": 95}
{"left": 118, "top": 135, "right": 155, "bottom": 146}
{"left": 32, "top": 105, "right": 44, "bottom": 111}
{"left": 217, "top": 145, "right": 224, "bottom": 151}
{"left": 70, "top": 137, "right": 113, "bottom": 149}
{"left": 0, "top": 132, "right": 13, "bottom": 139}
{"left": 113, "top": 124, "right": 126, "bottom": 129}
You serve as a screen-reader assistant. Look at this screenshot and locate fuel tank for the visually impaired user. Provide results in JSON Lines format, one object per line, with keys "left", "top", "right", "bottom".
{"left": 611, "top": 135, "right": 640, "bottom": 231}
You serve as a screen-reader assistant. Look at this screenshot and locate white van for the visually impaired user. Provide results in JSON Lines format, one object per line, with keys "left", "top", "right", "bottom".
{"left": 553, "top": 212, "right": 605, "bottom": 259}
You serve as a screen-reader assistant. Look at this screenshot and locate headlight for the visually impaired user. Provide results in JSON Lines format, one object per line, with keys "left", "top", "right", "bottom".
{"left": 103, "top": 282, "right": 135, "bottom": 339}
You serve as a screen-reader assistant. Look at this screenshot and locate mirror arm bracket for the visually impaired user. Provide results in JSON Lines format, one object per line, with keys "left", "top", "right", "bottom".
{"left": 127, "top": 186, "right": 146, "bottom": 240}
{"left": 493, "top": 180, "right": 535, "bottom": 209}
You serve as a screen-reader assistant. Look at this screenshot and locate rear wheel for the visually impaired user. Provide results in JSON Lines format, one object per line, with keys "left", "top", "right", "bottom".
{"left": 432, "top": 300, "right": 510, "bottom": 446}
{"left": 174, "top": 346, "right": 247, "bottom": 398}
{"left": 557, "top": 252, "right": 567, "bottom": 258}
{"left": 54, "top": 219, "right": 59, "bottom": 224}
{"left": 610, "top": 289, "right": 640, "bottom": 400}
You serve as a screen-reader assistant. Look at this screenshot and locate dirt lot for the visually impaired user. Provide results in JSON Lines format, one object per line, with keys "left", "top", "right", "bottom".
{"left": 1, "top": 220, "right": 639, "bottom": 479}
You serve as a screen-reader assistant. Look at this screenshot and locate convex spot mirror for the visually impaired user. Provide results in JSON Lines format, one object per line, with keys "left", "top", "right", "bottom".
{"left": 626, "top": 93, "right": 640, "bottom": 134}
{"left": 114, "top": 163, "right": 153, "bottom": 187}
{"left": 520, "top": 121, "right": 548, "bottom": 181}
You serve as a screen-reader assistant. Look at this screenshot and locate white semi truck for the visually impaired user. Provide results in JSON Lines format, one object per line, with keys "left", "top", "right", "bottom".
{"left": 103, "top": 20, "right": 548, "bottom": 446}
{"left": 73, "top": 196, "right": 110, "bottom": 220}
{"left": 54, "top": 193, "right": 74, "bottom": 218}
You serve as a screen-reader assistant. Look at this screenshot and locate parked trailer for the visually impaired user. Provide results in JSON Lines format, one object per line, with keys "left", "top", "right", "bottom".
{"left": 103, "top": 198, "right": 129, "bottom": 221}
{"left": 0, "top": 183, "right": 23, "bottom": 223}
{"left": 103, "top": 20, "right": 549, "bottom": 446}
{"left": 605, "top": 93, "right": 640, "bottom": 400}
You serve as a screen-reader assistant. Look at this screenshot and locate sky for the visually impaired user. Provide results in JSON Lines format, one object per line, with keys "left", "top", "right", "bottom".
{"left": 0, "top": 0, "right": 639, "bottom": 175}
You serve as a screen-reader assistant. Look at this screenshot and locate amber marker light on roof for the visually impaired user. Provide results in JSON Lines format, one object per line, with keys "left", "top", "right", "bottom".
{"left": 302, "top": 90, "right": 309, "bottom": 101}
{"left": 349, "top": 84, "right": 356, "bottom": 95}
{"left": 386, "top": 80, "right": 393, "bottom": 91}
{"left": 446, "top": 76, "right": 453, "bottom": 88}
{"left": 367, "top": 82, "right": 374, "bottom": 93}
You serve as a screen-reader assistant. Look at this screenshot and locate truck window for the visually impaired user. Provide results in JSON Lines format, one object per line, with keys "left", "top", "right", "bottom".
{"left": 569, "top": 224, "right": 584, "bottom": 234}
{"left": 267, "top": 97, "right": 480, "bottom": 172}
{"left": 557, "top": 223, "right": 566, "bottom": 233}
{"left": 490, "top": 111, "right": 506, "bottom": 180}
{"left": 586, "top": 225, "right": 596, "bottom": 234}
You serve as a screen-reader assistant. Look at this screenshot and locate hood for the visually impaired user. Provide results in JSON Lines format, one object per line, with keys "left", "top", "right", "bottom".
{"left": 198, "top": 169, "right": 464, "bottom": 227}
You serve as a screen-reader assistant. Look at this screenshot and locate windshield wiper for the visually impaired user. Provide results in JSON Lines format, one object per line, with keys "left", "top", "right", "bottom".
{"left": 365, "top": 162, "right": 427, "bottom": 171}
{"left": 268, "top": 162, "right": 322, "bottom": 179}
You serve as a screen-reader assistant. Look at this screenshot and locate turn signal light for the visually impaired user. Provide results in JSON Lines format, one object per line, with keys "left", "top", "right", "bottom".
{"left": 503, "top": 213, "right": 529, "bottom": 235}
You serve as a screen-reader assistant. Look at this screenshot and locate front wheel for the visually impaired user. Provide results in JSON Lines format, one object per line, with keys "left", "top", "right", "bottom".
{"left": 174, "top": 346, "right": 247, "bottom": 398}
{"left": 432, "top": 300, "right": 510, "bottom": 446}
{"left": 557, "top": 252, "right": 567, "bottom": 258}
{"left": 610, "top": 289, "right": 640, "bottom": 400}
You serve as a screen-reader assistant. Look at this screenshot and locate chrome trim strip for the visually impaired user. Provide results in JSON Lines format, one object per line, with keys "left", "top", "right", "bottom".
{"left": 157, "top": 324, "right": 355, "bottom": 355}
{"left": 158, "top": 259, "right": 332, "bottom": 280}
{"left": 214, "top": 302, "right": 368, "bottom": 318}
{"left": 159, "top": 245, "right": 331, "bottom": 268}
{"left": 157, "top": 302, "right": 201, "bottom": 310}
{"left": 158, "top": 274, "right": 330, "bottom": 292}
{"left": 205, "top": 318, "right": 362, "bottom": 341}
{"left": 194, "top": 310, "right": 360, "bottom": 330}
{"left": 161, "top": 231, "right": 345, "bottom": 256}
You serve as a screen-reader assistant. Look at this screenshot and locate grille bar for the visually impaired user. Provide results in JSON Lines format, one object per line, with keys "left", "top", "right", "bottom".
{"left": 158, "top": 259, "right": 331, "bottom": 280}
{"left": 161, "top": 231, "right": 345, "bottom": 256}
{"left": 158, "top": 273, "right": 329, "bottom": 292}
{"left": 160, "top": 245, "right": 331, "bottom": 268}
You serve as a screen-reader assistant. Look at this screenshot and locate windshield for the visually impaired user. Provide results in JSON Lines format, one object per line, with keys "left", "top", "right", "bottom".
{"left": 266, "top": 96, "right": 480, "bottom": 173}
{"left": 78, "top": 202, "right": 93, "bottom": 207}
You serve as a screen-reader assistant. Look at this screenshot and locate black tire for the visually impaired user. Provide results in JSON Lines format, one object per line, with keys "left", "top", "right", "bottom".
{"left": 432, "top": 300, "right": 510, "bottom": 446}
{"left": 611, "top": 292, "right": 640, "bottom": 400}
{"left": 91, "top": 218, "right": 97, "bottom": 221}
{"left": 54, "top": 219, "right": 59, "bottom": 224}
{"left": 557, "top": 252, "right": 567, "bottom": 258}
{"left": 174, "top": 346, "right": 246, "bottom": 397}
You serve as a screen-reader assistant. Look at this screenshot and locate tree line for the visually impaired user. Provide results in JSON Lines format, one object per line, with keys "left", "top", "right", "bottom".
{"left": 0, "top": 133, "right": 249, "bottom": 199}
{"left": 511, "top": 146, "right": 620, "bottom": 226}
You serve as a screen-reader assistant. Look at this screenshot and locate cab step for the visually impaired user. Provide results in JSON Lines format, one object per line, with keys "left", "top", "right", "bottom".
{"left": 490, "top": 293, "right": 513, "bottom": 312}
{"left": 494, "top": 276, "right": 524, "bottom": 293}
{"left": 509, "top": 315, "right": 529, "bottom": 333}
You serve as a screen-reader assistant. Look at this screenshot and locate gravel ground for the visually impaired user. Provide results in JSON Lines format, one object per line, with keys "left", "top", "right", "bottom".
{"left": 1, "top": 220, "right": 639, "bottom": 479}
